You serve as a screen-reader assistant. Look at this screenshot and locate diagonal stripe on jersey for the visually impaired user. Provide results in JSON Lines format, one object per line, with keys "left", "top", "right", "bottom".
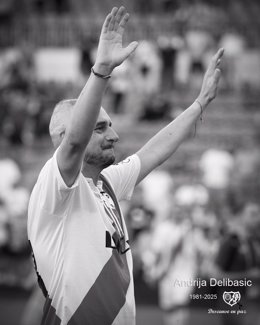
{"left": 67, "top": 248, "right": 130, "bottom": 325}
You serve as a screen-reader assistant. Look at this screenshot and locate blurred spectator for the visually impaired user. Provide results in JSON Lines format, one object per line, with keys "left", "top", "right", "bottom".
{"left": 0, "top": 200, "right": 8, "bottom": 248}
{"left": 2, "top": 89, "right": 28, "bottom": 145}
{"left": 0, "top": 158, "right": 44, "bottom": 325}
{"left": 242, "top": 203, "right": 260, "bottom": 306}
{"left": 175, "top": 27, "right": 215, "bottom": 87}
{"left": 140, "top": 169, "right": 174, "bottom": 222}
{"left": 139, "top": 93, "right": 172, "bottom": 121}
{"left": 219, "top": 30, "right": 246, "bottom": 90}
{"left": 126, "top": 185, "right": 158, "bottom": 305}
{"left": 108, "top": 59, "right": 133, "bottom": 115}
{"left": 0, "top": 44, "right": 37, "bottom": 145}
{"left": 170, "top": 183, "right": 221, "bottom": 281}
{"left": 0, "top": 158, "right": 21, "bottom": 192}
{"left": 142, "top": 186, "right": 204, "bottom": 325}
{"left": 199, "top": 148, "right": 235, "bottom": 218}
{"left": 213, "top": 202, "right": 260, "bottom": 325}
{"left": 3, "top": 43, "right": 36, "bottom": 92}
{"left": 126, "top": 185, "right": 155, "bottom": 244}
{"left": 157, "top": 35, "right": 184, "bottom": 91}
{"left": 229, "top": 145, "right": 260, "bottom": 213}
{"left": 174, "top": 183, "right": 209, "bottom": 207}
{"left": 0, "top": 157, "right": 29, "bottom": 252}
{"left": 0, "top": 47, "right": 73, "bottom": 145}
{"left": 79, "top": 35, "right": 96, "bottom": 79}
{"left": 0, "top": 158, "right": 32, "bottom": 289}
{"left": 131, "top": 40, "right": 162, "bottom": 120}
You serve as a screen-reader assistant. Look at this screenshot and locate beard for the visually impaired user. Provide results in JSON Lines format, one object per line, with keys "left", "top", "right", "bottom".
{"left": 84, "top": 150, "right": 116, "bottom": 169}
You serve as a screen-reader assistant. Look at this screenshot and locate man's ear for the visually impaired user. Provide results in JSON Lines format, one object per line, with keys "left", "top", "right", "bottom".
{"left": 60, "top": 130, "right": 65, "bottom": 139}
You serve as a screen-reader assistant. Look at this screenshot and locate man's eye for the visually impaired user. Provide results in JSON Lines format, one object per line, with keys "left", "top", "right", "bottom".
{"left": 95, "top": 126, "right": 104, "bottom": 132}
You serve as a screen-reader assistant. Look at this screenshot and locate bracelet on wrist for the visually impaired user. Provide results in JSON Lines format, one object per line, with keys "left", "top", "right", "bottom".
{"left": 91, "top": 67, "right": 111, "bottom": 79}
{"left": 195, "top": 98, "right": 204, "bottom": 122}
{"left": 193, "top": 98, "right": 204, "bottom": 137}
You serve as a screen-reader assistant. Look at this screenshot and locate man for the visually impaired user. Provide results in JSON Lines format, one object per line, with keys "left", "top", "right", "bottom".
{"left": 28, "top": 6, "right": 224, "bottom": 325}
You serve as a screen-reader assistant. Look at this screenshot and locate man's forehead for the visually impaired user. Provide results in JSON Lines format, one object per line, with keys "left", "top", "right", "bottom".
{"left": 63, "top": 106, "right": 111, "bottom": 127}
{"left": 97, "top": 108, "right": 112, "bottom": 124}
{"left": 64, "top": 106, "right": 111, "bottom": 124}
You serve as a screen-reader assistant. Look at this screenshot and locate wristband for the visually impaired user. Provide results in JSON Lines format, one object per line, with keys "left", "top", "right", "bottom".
{"left": 91, "top": 67, "right": 111, "bottom": 79}
{"left": 195, "top": 98, "right": 204, "bottom": 122}
{"left": 193, "top": 98, "right": 204, "bottom": 137}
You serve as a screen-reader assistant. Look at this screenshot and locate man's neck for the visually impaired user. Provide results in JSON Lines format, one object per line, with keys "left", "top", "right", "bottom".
{"left": 81, "top": 163, "right": 102, "bottom": 185}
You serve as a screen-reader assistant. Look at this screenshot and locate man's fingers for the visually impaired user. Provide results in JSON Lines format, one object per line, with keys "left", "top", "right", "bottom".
{"left": 209, "top": 48, "right": 224, "bottom": 73}
{"left": 114, "top": 6, "right": 126, "bottom": 30}
{"left": 214, "top": 68, "right": 221, "bottom": 84}
{"left": 102, "top": 13, "right": 113, "bottom": 33}
{"left": 213, "top": 48, "right": 224, "bottom": 64}
{"left": 124, "top": 41, "right": 138, "bottom": 58}
{"left": 118, "top": 12, "right": 130, "bottom": 34}
{"left": 108, "top": 7, "right": 118, "bottom": 31}
{"left": 216, "top": 47, "right": 224, "bottom": 58}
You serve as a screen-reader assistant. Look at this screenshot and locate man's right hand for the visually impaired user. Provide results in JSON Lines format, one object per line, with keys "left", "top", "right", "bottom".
{"left": 197, "top": 48, "right": 225, "bottom": 109}
{"left": 93, "top": 6, "right": 138, "bottom": 76}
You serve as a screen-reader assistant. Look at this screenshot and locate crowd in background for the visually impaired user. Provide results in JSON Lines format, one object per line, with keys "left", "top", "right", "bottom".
{"left": 125, "top": 146, "right": 260, "bottom": 325}
{"left": 1, "top": 24, "right": 259, "bottom": 147}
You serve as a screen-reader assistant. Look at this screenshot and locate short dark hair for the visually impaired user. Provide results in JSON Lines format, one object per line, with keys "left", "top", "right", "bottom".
{"left": 49, "top": 99, "right": 76, "bottom": 148}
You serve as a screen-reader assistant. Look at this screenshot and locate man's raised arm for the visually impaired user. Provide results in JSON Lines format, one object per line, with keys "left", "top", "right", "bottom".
{"left": 57, "top": 7, "right": 138, "bottom": 187}
{"left": 136, "top": 48, "right": 224, "bottom": 183}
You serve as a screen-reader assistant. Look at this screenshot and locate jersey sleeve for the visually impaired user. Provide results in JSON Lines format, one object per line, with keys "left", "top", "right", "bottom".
{"left": 36, "top": 148, "right": 81, "bottom": 214}
{"left": 101, "top": 154, "right": 141, "bottom": 202}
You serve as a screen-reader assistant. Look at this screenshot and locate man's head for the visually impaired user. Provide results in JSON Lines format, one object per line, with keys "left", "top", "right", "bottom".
{"left": 242, "top": 202, "right": 260, "bottom": 235}
{"left": 49, "top": 99, "right": 75, "bottom": 149}
{"left": 83, "top": 108, "right": 119, "bottom": 169}
{"left": 49, "top": 100, "right": 119, "bottom": 169}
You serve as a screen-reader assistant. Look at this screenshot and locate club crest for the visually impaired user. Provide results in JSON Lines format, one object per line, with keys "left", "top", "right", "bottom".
{"left": 101, "top": 192, "right": 116, "bottom": 209}
{"left": 223, "top": 291, "right": 241, "bottom": 307}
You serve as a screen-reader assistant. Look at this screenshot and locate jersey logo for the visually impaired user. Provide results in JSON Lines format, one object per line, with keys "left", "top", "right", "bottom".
{"left": 106, "top": 231, "right": 130, "bottom": 254}
{"left": 116, "top": 158, "right": 130, "bottom": 165}
{"left": 100, "top": 191, "right": 116, "bottom": 209}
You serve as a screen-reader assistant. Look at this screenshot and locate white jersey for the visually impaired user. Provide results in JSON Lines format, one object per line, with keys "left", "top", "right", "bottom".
{"left": 27, "top": 150, "right": 140, "bottom": 325}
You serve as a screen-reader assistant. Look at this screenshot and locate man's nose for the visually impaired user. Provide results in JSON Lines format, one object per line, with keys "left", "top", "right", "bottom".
{"left": 106, "top": 128, "right": 119, "bottom": 142}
